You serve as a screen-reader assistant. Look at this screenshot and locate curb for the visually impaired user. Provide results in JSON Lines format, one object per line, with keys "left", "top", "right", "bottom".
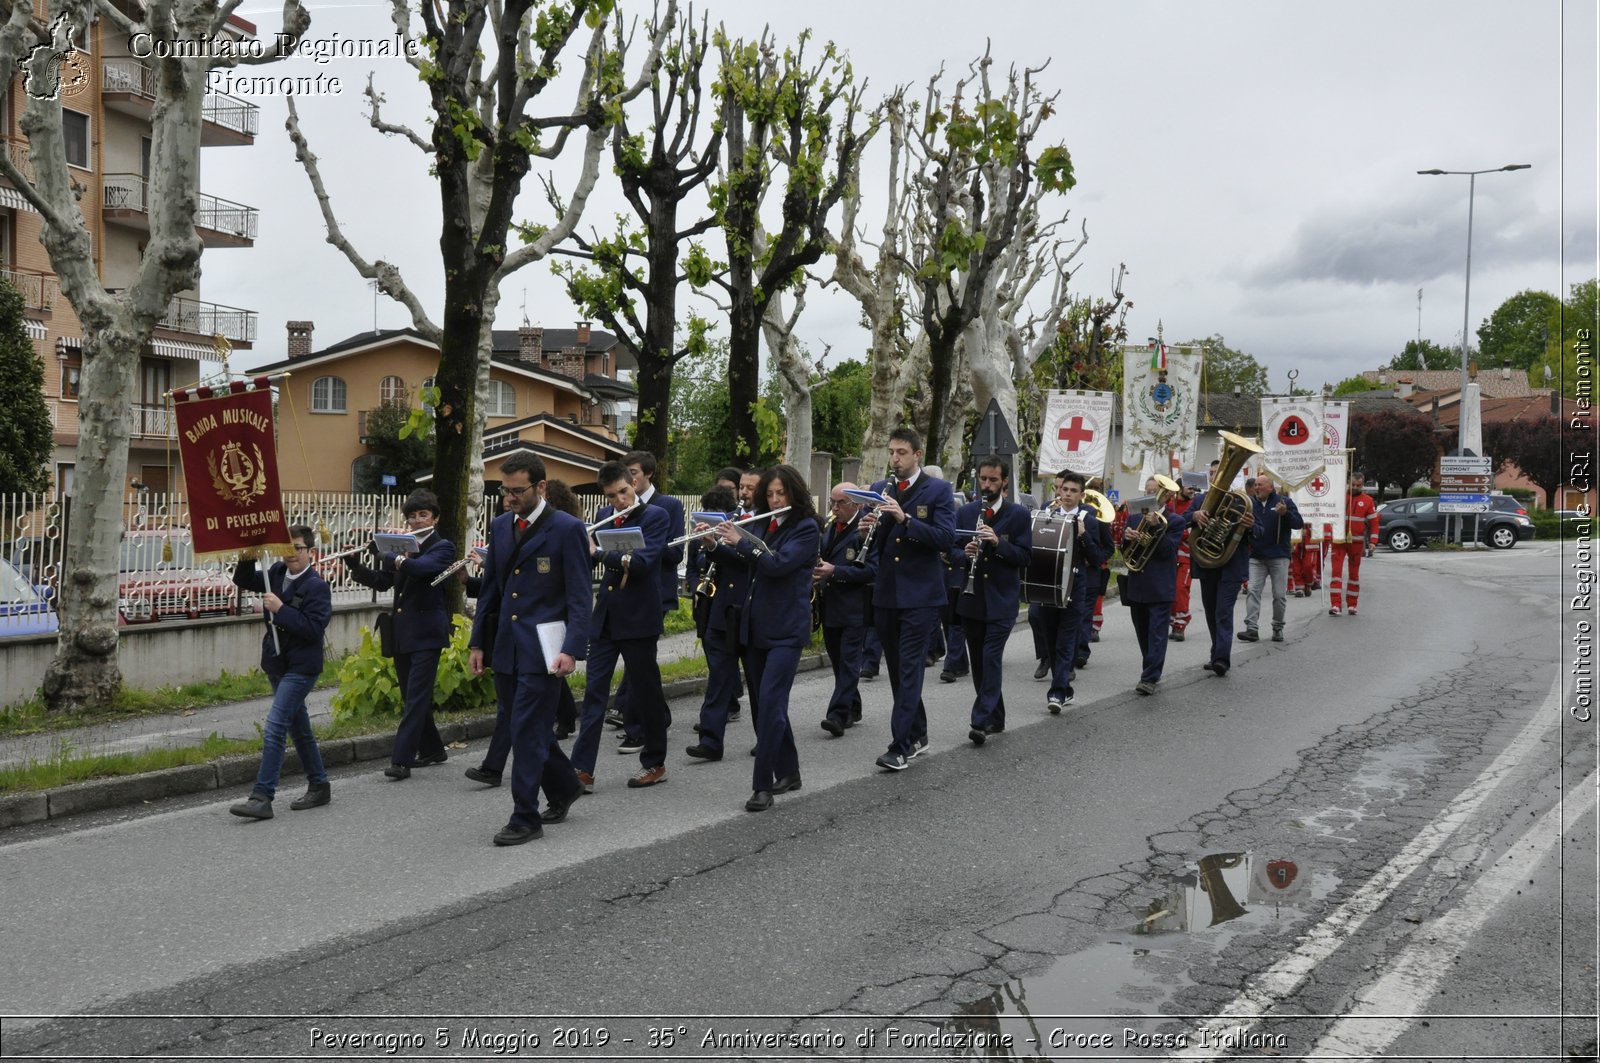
{"left": 0, "top": 652, "right": 830, "bottom": 830}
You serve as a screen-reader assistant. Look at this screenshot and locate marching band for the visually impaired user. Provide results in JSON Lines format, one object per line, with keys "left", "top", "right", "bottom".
{"left": 224, "top": 424, "right": 1375, "bottom": 844}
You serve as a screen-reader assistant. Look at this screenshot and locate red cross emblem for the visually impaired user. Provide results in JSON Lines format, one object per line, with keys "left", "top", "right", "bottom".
{"left": 1057, "top": 416, "right": 1096, "bottom": 451}
{"left": 1307, "top": 475, "right": 1329, "bottom": 497}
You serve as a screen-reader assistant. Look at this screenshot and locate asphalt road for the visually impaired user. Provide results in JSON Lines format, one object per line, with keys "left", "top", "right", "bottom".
{"left": 1, "top": 540, "right": 1591, "bottom": 1061}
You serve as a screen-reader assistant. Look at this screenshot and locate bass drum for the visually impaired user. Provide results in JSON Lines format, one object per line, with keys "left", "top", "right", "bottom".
{"left": 1023, "top": 510, "right": 1076, "bottom": 607}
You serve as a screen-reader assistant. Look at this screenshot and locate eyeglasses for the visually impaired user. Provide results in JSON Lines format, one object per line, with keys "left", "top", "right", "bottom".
{"left": 499, "top": 485, "right": 533, "bottom": 497}
{"left": 292, "top": 545, "right": 312, "bottom": 553}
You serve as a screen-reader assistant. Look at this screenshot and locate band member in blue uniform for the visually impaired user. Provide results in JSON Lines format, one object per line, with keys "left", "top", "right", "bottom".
{"left": 951, "top": 457, "right": 1032, "bottom": 745}
{"left": 1120, "top": 500, "right": 1188, "bottom": 696}
{"left": 1036, "top": 470, "right": 1110, "bottom": 713}
{"left": 1076, "top": 477, "right": 1114, "bottom": 668}
{"left": 859, "top": 428, "right": 957, "bottom": 772}
{"left": 710, "top": 464, "right": 820, "bottom": 811}
{"left": 569, "top": 461, "right": 672, "bottom": 791}
{"left": 610, "top": 450, "right": 686, "bottom": 754}
{"left": 813, "top": 483, "right": 875, "bottom": 736}
{"left": 686, "top": 485, "right": 745, "bottom": 762}
{"left": 342, "top": 489, "right": 456, "bottom": 779}
{"left": 1189, "top": 482, "right": 1256, "bottom": 678}
{"left": 228, "top": 526, "right": 333, "bottom": 819}
{"left": 468, "top": 454, "right": 590, "bottom": 845}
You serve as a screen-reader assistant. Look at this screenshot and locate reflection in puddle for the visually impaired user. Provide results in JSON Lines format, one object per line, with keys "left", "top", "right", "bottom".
{"left": 939, "top": 852, "right": 1335, "bottom": 1058}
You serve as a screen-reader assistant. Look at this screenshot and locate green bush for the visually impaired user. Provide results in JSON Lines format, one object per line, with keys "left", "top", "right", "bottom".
{"left": 1503, "top": 486, "right": 1537, "bottom": 503}
{"left": 331, "top": 614, "right": 496, "bottom": 722}
{"left": 1408, "top": 485, "right": 1439, "bottom": 497}
{"left": 1531, "top": 509, "right": 1594, "bottom": 540}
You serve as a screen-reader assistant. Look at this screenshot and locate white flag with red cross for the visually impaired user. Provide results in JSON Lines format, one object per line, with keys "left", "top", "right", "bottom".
{"left": 1038, "top": 390, "right": 1115, "bottom": 480}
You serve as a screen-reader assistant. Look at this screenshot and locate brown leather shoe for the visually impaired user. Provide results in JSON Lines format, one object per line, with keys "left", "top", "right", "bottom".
{"left": 627, "top": 765, "right": 667, "bottom": 788}
{"left": 575, "top": 769, "right": 595, "bottom": 794}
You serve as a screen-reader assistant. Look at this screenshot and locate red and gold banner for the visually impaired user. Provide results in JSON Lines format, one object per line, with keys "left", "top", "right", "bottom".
{"left": 173, "top": 377, "right": 292, "bottom": 561}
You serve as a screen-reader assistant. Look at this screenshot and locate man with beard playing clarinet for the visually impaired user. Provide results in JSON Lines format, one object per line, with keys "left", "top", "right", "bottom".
{"left": 951, "top": 456, "right": 1031, "bottom": 745}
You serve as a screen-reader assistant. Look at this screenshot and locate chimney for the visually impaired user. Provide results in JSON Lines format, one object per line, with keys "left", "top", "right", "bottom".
{"left": 1378, "top": 371, "right": 1388, "bottom": 386}
{"left": 519, "top": 326, "right": 543, "bottom": 364}
{"left": 286, "top": 320, "right": 313, "bottom": 360}
{"left": 1397, "top": 377, "right": 1414, "bottom": 398}
{"left": 1501, "top": 359, "right": 1510, "bottom": 381}
{"left": 575, "top": 320, "right": 592, "bottom": 345}
{"left": 1551, "top": 390, "right": 1560, "bottom": 416}
{"left": 1232, "top": 384, "right": 1241, "bottom": 398}
{"left": 555, "top": 345, "right": 586, "bottom": 382}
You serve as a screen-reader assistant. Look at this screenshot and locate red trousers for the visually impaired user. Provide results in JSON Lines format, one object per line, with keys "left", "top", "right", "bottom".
{"left": 1170, "top": 554, "right": 1192, "bottom": 632}
{"left": 1291, "top": 542, "right": 1321, "bottom": 592}
{"left": 1328, "top": 542, "right": 1367, "bottom": 611}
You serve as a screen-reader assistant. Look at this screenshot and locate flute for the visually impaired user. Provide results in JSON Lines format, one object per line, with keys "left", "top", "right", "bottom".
{"left": 585, "top": 500, "right": 643, "bottom": 534}
{"left": 429, "top": 554, "right": 481, "bottom": 587}
{"left": 667, "top": 506, "right": 793, "bottom": 548}
{"left": 315, "top": 543, "right": 371, "bottom": 565}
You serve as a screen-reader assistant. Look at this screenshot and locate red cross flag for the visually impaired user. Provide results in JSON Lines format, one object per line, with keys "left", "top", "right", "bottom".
{"left": 1038, "top": 390, "right": 1114, "bottom": 479}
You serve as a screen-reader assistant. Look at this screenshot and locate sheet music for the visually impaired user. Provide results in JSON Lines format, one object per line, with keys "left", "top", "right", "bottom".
{"left": 536, "top": 621, "right": 566, "bottom": 672}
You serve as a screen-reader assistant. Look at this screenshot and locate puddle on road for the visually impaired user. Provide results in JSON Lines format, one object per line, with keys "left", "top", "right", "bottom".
{"left": 939, "top": 852, "right": 1339, "bottom": 1058}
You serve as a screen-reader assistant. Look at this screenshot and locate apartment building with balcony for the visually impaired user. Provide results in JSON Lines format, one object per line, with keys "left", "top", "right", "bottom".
{"left": 2, "top": 9, "right": 261, "bottom": 497}
{"left": 246, "top": 321, "right": 637, "bottom": 492}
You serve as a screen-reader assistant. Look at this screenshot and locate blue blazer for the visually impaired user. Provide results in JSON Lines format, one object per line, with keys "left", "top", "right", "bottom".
{"left": 1123, "top": 510, "right": 1188, "bottom": 604}
{"left": 344, "top": 531, "right": 456, "bottom": 653}
{"left": 603, "top": 491, "right": 685, "bottom": 614}
{"left": 817, "top": 515, "right": 874, "bottom": 628}
{"left": 590, "top": 502, "right": 670, "bottom": 640}
{"left": 232, "top": 560, "right": 331, "bottom": 679}
{"left": 716, "top": 514, "right": 820, "bottom": 649}
{"left": 951, "top": 498, "right": 1032, "bottom": 622}
{"left": 470, "top": 507, "right": 593, "bottom": 673}
{"left": 704, "top": 531, "right": 754, "bottom": 636}
{"left": 1190, "top": 490, "right": 1252, "bottom": 581}
{"left": 866, "top": 472, "right": 957, "bottom": 609}
{"left": 1250, "top": 491, "right": 1304, "bottom": 559}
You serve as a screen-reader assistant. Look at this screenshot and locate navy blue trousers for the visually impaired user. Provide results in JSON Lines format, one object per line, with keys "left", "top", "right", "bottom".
{"left": 1127, "top": 601, "right": 1173, "bottom": 682}
{"left": 743, "top": 644, "right": 802, "bottom": 791}
{"left": 961, "top": 616, "right": 1010, "bottom": 730}
{"left": 692, "top": 629, "right": 743, "bottom": 755}
{"left": 494, "top": 671, "right": 581, "bottom": 829}
{"left": 1197, "top": 570, "right": 1243, "bottom": 669}
{"left": 874, "top": 605, "right": 940, "bottom": 755}
{"left": 391, "top": 648, "right": 445, "bottom": 766}
{"left": 822, "top": 623, "right": 866, "bottom": 726}
{"left": 572, "top": 635, "right": 667, "bottom": 773}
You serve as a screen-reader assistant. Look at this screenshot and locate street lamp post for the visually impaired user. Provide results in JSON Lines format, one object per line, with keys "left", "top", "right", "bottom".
{"left": 1417, "top": 163, "right": 1531, "bottom": 544}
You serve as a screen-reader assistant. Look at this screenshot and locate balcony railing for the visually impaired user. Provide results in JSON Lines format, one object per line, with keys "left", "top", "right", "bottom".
{"left": 127, "top": 403, "right": 175, "bottom": 439}
{"left": 0, "top": 266, "right": 59, "bottom": 313}
{"left": 1, "top": 135, "right": 35, "bottom": 185}
{"left": 102, "top": 174, "right": 259, "bottom": 242}
{"left": 102, "top": 59, "right": 260, "bottom": 139}
{"left": 158, "top": 295, "right": 258, "bottom": 344}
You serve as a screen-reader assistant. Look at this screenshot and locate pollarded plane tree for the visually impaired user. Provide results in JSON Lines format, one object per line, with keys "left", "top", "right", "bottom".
{"left": 551, "top": 5, "right": 721, "bottom": 470}
{"left": 0, "top": 0, "right": 310, "bottom": 711}
{"left": 285, "top": 0, "right": 670, "bottom": 600}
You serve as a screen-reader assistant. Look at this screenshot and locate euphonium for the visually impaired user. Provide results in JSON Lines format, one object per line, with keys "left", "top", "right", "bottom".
{"left": 1123, "top": 474, "right": 1180, "bottom": 573}
{"left": 1190, "top": 430, "right": 1265, "bottom": 569}
{"left": 1081, "top": 487, "right": 1115, "bottom": 524}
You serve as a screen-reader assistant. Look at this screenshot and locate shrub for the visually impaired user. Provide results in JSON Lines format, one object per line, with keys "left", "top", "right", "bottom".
{"left": 1408, "top": 485, "right": 1439, "bottom": 497}
{"left": 331, "top": 614, "right": 496, "bottom": 722}
{"left": 1502, "top": 486, "right": 1537, "bottom": 503}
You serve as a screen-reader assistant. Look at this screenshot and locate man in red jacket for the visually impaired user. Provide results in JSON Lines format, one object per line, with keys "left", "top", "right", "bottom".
{"left": 1329, "top": 471, "right": 1379, "bottom": 616}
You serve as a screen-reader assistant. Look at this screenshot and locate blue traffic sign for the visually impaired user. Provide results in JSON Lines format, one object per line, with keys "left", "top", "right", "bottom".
{"left": 1438, "top": 493, "right": 1488, "bottom": 504}
{"left": 381, "top": 475, "right": 398, "bottom": 486}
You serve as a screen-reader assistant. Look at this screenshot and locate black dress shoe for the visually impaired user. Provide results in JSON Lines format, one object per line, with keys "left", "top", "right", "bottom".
{"left": 289, "top": 783, "right": 330, "bottom": 810}
{"left": 383, "top": 764, "right": 411, "bottom": 780}
{"left": 860, "top": 666, "right": 879, "bottom": 681}
{"left": 685, "top": 744, "right": 722, "bottom": 761}
{"left": 1237, "top": 629, "right": 1259, "bottom": 642}
{"left": 554, "top": 723, "right": 574, "bottom": 739}
{"left": 1033, "top": 660, "right": 1049, "bottom": 680}
{"left": 940, "top": 669, "right": 969, "bottom": 683}
{"left": 493, "top": 823, "right": 543, "bottom": 846}
{"left": 968, "top": 727, "right": 986, "bottom": 746}
{"left": 408, "top": 749, "right": 448, "bottom": 767}
{"left": 1074, "top": 657, "right": 1089, "bottom": 669}
{"left": 540, "top": 791, "right": 581, "bottom": 824}
{"left": 745, "top": 791, "right": 773, "bottom": 812}
{"left": 770, "top": 773, "right": 802, "bottom": 795}
{"left": 1212, "top": 662, "right": 1229, "bottom": 677}
{"left": 464, "top": 766, "right": 503, "bottom": 786}
{"left": 850, "top": 709, "right": 863, "bottom": 724}
{"left": 1089, "top": 630, "right": 1100, "bottom": 642}
{"left": 820, "top": 717, "right": 845, "bottom": 737}
{"left": 229, "top": 793, "right": 273, "bottom": 819}
{"left": 983, "top": 722, "right": 1005, "bottom": 735}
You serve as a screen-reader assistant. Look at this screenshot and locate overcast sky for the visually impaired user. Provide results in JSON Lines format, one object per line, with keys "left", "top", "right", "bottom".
{"left": 215, "top": 0, "right": 1597, "bottom": 394}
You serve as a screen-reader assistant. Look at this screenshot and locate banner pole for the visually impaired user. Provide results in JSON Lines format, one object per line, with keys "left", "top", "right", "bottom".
{"left": 259, "top": 559, "right": 282, "bottom": 657}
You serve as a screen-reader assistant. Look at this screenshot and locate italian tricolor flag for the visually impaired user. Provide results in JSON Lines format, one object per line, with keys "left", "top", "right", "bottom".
{"left": 1148, "top": 338, "right": 1167, "bottom": 371}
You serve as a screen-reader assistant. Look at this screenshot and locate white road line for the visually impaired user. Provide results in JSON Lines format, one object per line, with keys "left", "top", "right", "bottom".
{"left": 1172, "top": 674, "right": 1561, "bottom": 1059}
{"left": 1309, "top": 773, "right": 1596, "bottom": 1059}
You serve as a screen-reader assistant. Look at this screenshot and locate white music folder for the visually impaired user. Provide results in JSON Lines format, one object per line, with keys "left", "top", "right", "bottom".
{"left": 536, "top": 621, "right": 567, "bottom": 672}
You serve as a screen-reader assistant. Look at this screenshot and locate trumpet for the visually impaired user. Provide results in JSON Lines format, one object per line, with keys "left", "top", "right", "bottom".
{"left": 1123, "top": 474, "right": 1180, "bottom": 573}
{"left": 667, "top": 506, "right": 793, "bottom": 547}
{"left": 586, "top": 500, "right": 642, "bottom": 534}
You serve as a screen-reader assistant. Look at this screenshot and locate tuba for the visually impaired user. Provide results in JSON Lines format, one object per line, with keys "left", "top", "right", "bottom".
{"left": 1191, "top": 430, "right": 1265, "bottom": 569}
{"left": 1123, "top": 474, "right": 1180, "bottom": 573}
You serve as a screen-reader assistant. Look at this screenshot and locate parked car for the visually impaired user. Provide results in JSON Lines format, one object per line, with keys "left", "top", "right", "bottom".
{"left": 1377, "top": 494, "right": 1536, "bottom": 551}
{"left": 0, "top": 556, "right": 59, "bottom": 638}
{"left": 118, "top": 530, "right": 243, "bottom": 623}
{"left": 7, "top": 535, "right": 52, "bottom": 586}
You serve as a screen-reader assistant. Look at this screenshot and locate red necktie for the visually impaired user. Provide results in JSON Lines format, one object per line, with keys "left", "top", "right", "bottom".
{"left": 897, "top": 480, "right": 910, "bottom": 493}
{"left": 983, "top": 507, "right": 994, "bottom": 521}
{"left": 613, "top": 516, "right": 624, "bottom": 527}
{"left": 516, "top": 517, "right": 528, "bottom": 533}
{"left": 834, "top": 521, "right": 846, "bottom": 533}
{"left": 767, "top": 519, "right": 779, "bottom": 534}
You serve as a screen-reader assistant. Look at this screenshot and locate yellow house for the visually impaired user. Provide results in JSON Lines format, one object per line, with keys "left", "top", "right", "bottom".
{"left": 245, "top": 322, "right": 635, "bottom": 491}
{"left": 4, "top": 10, "right": 261, "bottom": 496}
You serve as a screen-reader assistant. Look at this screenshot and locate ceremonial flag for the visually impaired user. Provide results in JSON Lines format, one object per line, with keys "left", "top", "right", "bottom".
{"left": 1121, "top": 344, "right": 1201, "bottom": 472}
{"left": 1322, "top": 401, "right": 1349, "bottom": 450}
{"left": 1038, "top": 390, "right": 1115, "bottom": 480}
{"left": 1259, "top": 396, "right": 1326, "bottom": 491}
{"left": 1147, "top": 338, "right": 1167, "bottom": 371}
{"left": 173, "top": 377, "right": 292, "bottom": 561}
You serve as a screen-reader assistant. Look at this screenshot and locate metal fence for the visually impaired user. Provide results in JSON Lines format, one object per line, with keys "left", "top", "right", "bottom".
{"left": 0, "top": 490, "right": 708, "bottom": 637}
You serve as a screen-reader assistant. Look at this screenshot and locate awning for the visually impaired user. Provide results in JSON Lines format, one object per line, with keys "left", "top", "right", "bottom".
{"left": 24, "top": 320, "right": 46, "bottom": 340}
{"left": 0, "top": 187, "right": 39, "bottom": 214}
{"left": 152, "top": 338, "right": 215, "bottom": 360}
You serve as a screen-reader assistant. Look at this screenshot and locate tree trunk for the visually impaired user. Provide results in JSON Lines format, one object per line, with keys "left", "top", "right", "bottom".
{"left": 432, "top": 285, "right": 486, "bottom": 612}
{"left": 39, "top": 337, "right": 136, "bottom": 711}
{"left": 727, "top": 288, "right": 761, "bottom": 463}
{"left": 763, "top": 290, "right": 812, "bottom": 466}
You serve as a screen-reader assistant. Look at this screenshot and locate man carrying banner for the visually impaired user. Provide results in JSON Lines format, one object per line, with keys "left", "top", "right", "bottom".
{"left": 1329, "top": 471, "right": 1380, "bottom": 616}
{"left": 1239, "top": 477, "right": 1303, "bottom": 643}
{"left": 228, "top": 526, "right": 333, "bottom": 820}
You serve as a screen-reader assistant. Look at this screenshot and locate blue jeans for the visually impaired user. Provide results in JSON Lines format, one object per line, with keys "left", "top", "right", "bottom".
{"left": 1245, "top": 556, "right": 1290, "bottom": 634}
{"left": 254, "top": 671, "right": 326, "bottom": 799}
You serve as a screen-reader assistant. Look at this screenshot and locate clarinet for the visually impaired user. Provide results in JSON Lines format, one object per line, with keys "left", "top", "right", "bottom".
{"left": 962, "top": 515, "right": 986, "bottom": 595}
{"left": 854, "top": 461, "right": 896, "bottom": 565}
